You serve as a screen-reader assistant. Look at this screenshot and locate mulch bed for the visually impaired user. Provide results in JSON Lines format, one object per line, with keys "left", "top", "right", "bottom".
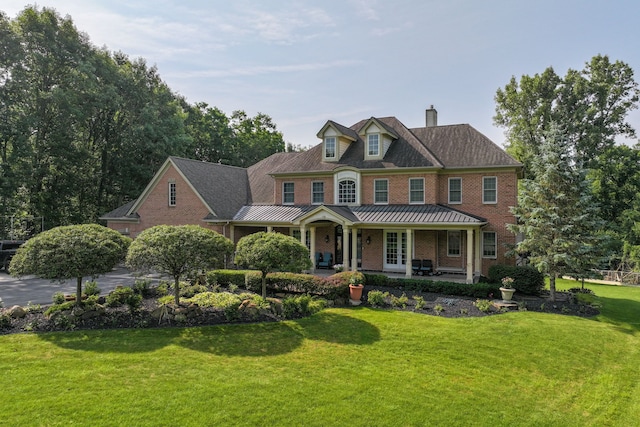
{"left": 0, "top": 287, "right": 599, "bottom": 336}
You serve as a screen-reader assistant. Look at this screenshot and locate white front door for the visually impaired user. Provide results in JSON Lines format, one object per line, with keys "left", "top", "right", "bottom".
{"left": 384, "top": 231, "right": 406, "bottom": 271}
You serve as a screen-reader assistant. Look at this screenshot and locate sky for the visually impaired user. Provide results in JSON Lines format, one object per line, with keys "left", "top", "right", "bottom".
{"left": 3, "top": 0, "right": 640, "bottom": 148}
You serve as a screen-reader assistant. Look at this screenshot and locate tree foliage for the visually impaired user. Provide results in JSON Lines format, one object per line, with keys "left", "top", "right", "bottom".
{"left": 126, "top": 225, "right": 234, "bottom": 305}
{"left": 234, "top": 232, "right": 312, "bottom": 298}
{"left": 494, "top": 55, "right": 639, "bottom": 176}
{"left": 0, "top": 6, "right": 285, "bottom": 235}
{"left": 509, "top": 124, "right": 607, "bottom": 300}
{"left": 9, "top": 224, "right": 131, "bottom": 305}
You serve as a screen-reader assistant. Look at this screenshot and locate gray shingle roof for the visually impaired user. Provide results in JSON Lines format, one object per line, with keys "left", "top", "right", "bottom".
{"left": 169, "top": 157, "right": 248, "bottom": 220}
{"left": 99, "top": 199, "right": 138, "bottom": 220}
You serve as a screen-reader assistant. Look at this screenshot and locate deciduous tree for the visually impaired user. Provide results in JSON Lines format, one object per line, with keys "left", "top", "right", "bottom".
{"left": 126, "top": 225, "right": 234, "bottom": 305}
{"left": 235, "top": 232, "right": 312, "bottom": 298}
{"left": 10, "top": 224, "right": 131, "bottom": 305}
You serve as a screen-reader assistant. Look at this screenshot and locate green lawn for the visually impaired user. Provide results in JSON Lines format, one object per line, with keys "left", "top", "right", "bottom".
{"left": 1, "top": 281, "right": 639, "bottom": 426}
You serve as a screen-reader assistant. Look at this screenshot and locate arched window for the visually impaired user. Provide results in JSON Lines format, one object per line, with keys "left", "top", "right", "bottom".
{"left": 338, "top": 179, "right": 356, "bottom": 204}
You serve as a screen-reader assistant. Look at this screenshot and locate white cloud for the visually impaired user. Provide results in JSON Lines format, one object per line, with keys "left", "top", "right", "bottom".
{"left": 172, "top": 59, "right": 362, "bottom": 79}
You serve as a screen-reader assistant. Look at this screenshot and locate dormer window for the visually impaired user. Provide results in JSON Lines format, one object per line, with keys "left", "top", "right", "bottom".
{"left": 367, "top": 134, "right": 380, "bottom": 156}
{"left": 324, "top": 137, "right": 336, "bottom": 159}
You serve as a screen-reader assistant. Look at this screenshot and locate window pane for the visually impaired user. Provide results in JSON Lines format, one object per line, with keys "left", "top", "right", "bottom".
{"left": 368, "top": 134, "right": 379, "bottom": 156}
{"left": 483, "top": 232, "right": 497, "bottom": 257}
{"left": 338, "top": 179, "right": 356, "bottom": 204}
{"left": 448, "top": 231, "right": 461, "bottom": 256}
{"left": 449, "top": 178, "right": 461, "bottom": 203}
{"left": 283, "top": 182, "right": 294, "bottom": 204}
{"left": 374, "top": 179, "right": 388, "bottom": 203}
{"left": 169, "top": 182, "right": 176, "bottom": 206}
{"left": 325, "top": 137, "right": 336, "bottom": 158}
{"left": 409, "top": 178, "right": 424, "bottom": 203}
{"left": 312, "top": 182, "right": 324, "bottom": 204}
{"left": 483, "top": 177, "right": 497, "bottom": 203}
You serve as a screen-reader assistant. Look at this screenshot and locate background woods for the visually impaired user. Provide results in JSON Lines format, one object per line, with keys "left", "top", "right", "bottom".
{"left": 0, "top": 7, "right": 285, "bottom": 236}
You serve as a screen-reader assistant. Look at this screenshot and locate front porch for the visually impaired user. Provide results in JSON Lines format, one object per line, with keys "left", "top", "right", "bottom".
{"left": 312, "top": 268, "right": 470, "bottom": 284}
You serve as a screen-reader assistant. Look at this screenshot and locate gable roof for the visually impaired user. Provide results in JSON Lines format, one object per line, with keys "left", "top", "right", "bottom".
{"left": 169, "top": 157, "right": 249, "bottom": 220}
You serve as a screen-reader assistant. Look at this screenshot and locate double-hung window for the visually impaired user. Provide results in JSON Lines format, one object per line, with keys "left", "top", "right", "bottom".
{"left": 283, "top": 182, "right": 294, "bottom": 204}
{"left": 409, "top": 178, "right": 424, "bottom": 204}
{"left": 168, "top": 182, "right": 176, "bottom": 206}
{"left": 368, "top": 134, "right": 380, "bottom": 156}
{"left": 448, "top": 231, "right": 461, "bottom": 256}
{"left": 449, "top": 177, "right": 462, "bottom": 204}
{"left": 324, "top": 137, "right": 336, "bottom": 159}
{"left": 312, "top": 181, "right": 324, "bottom": 204}
{"left": 482, "top": 231, "right": 497, "bottom": 258}
{"left": 483, "top": 177, "right": 497, "bottom": 204}
{"left": 374, "top": 179, "right": 388, "bottom": 204}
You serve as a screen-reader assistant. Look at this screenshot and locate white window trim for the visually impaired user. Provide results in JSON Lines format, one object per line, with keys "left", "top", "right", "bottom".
{"left": 448, "top": 177, "right": 462, "bottom": 204}
{"left": 311, "top": 181, "right": 324, "bottom": 205}
{"left": 374, "top": 179, "right": 389, "bottom": 205}
{"left": 168, "top": 182, "right": 176, "bottom": 207}
{"left": 483, "top": 176, "right": 498, "bottom": 204}
{"left": 447, "top": 231, "right": 461, "bottom": 257}
{"left": 333, "top": 170, "right": 360, "bottom": 205}
{"left": 283, "top": 182, "right": 295, "bottom": 205}
{"left": 482, "top": 231, "right": 497, "bottom": 259}
{"left": 324, "top": 137, "right": 336, "bottom": 160}
{"left": 409, "top": 177, "right": 425, "bottom": 204}
{"left": 367, "top": 134, "right": 380, "bottom": 157}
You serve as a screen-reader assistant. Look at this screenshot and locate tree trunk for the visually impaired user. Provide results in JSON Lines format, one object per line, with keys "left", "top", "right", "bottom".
{"left": 549, "top": 274, "right": 556, "bottom": 302}
{"left": 261, "top": 272, "right": 267, "bottom": 298}
{"left": 76, "top": 276, "right": 83, "bottom": 306}
{"left": 174, "top": 277, "right": 181, "bottom": 305}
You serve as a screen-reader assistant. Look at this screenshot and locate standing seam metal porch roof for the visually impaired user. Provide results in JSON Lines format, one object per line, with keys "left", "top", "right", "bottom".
{"left": 232, "top": 204, "right": 486, "bottom": 225}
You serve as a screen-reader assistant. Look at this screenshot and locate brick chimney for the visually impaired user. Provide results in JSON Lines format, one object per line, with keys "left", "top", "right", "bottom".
{"left": 426, "top": 105, "right": 437, "bottom": 127}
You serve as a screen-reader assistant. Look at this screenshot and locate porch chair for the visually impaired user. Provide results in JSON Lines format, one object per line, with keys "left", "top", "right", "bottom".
{"left": 419, "top": 259, "right": 434, "bottom": 276}
{"left": 315, "top": 252, "right": 332, "bottom": 269}
{"left": 411, "top": 259, "right": 422, "bottom": 275}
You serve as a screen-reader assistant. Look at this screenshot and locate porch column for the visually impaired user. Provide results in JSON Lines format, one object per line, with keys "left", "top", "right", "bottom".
{"left": 343, "top": 226, "right": 350, "bottom": 271}
{"left": 310, "top": 226, "right": 316, "bottom": 271}
{"left": 474, "top": 228, "right": 482, "bottom": 280}
{"left": 466, "top": 228, "right": 474, "bottom": 284}
{"left": 267, "top": 226, "right": 273, "bottom": 232}
{"left": 229, "top": 225, "right": 235, "bottom": 244}
{"left": 351, "top": 227, "right": 358, "bottom": 272}
{"left": 405, "top": 228, "right": 413, "bottom": 278}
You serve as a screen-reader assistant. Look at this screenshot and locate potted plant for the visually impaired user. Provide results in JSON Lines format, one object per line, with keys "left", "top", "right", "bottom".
{"left": 348, "top": 273, "right": 364, "bottom": 305}
{"left": 333, "top": 264, "right": 344, "bottom": 273}
{"left": 499, "top": 276, "right": 516, "bottom": 301}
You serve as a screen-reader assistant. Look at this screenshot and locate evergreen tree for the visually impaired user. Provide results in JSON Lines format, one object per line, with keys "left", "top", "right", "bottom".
{"left": 509, "top": 124, "right": 607, "bottom": 300}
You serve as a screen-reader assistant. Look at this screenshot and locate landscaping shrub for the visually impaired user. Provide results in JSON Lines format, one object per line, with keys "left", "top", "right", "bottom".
{"left": 376, "top": 276, "right": 499, "bottom": 299}
{"left": 243, "top": 270, "right": 357, "bottom": 300}
{"left": 0, "top": 312, "right": 12, "bottom": 329}
{"left": 281, "top": 295, "right": 325, "bottom": 319}
{"left": 106, "top": 286, "right": 142, "bottom": 311}
{"left": 179, "top": 282, "right": 208, "bottom": 298}
{"left": 363, "top": 273, "right": 387, "bottom": 287}
{"left": 488, "top": 265, "right": 544, "bottom": 295}
{"left": 84, "top": 281, "right": 101, "bottom": 296}
{"left": 207, "top": 270, "right": 251, "bottom": 288}
{"left": 133, "top": 279, "right": 153, "bottom": 297}
{"left": 52, "top": 292, "right": 65, "bottom": 305}
{"left": 367, "top": 290, "right": 389, "bottom": 308}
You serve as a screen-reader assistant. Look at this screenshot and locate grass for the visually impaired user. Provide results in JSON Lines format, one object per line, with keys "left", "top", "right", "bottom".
{"left": 1, "top": 280, "right": 639, "bottom": 426}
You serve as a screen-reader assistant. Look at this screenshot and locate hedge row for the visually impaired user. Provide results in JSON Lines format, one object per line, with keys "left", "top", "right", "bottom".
{"left": 206, "top": 269, "right": 365, "bottom": 300}
{"left": 487, "top": 265, "right": 545, "bottom": 295}
{"left": 362, "top": 273, "right": 500, "bottom": 299}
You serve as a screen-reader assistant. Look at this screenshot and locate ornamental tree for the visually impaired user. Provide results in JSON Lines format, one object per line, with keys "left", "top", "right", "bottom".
{"left": 10, "top": 224, "right": 131, "bottom": 305}
{"left": 126, "top": 225, "right": 234, "bottom": 305}
{"left": 234, "top": 232, "right": 312, "bottom": 298}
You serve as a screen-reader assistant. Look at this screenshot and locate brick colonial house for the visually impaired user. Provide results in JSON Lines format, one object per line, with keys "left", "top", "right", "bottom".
{"left": 101, "top": 107, "right": 522, "bottom": 283}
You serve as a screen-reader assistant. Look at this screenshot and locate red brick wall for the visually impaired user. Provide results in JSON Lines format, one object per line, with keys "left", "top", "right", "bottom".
{"left": 107, "top": 164, "right": 223, "bottom": 238}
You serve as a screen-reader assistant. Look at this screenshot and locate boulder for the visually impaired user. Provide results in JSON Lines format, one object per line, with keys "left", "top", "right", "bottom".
{"left": 9, "top": 305, "right": 27, "bottom": 319}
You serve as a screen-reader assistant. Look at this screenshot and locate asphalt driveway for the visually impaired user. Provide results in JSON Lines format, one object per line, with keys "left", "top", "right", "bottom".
{"left": 0, "top": 267, "right": 161, "bottom": 307}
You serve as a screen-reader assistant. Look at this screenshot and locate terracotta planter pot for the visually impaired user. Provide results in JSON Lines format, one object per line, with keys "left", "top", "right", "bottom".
{"left": 499, "top": 287, "right": 515, "bottom": 301}
{"left": 349, "top": 284, "right": 364, "bottom": 302}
